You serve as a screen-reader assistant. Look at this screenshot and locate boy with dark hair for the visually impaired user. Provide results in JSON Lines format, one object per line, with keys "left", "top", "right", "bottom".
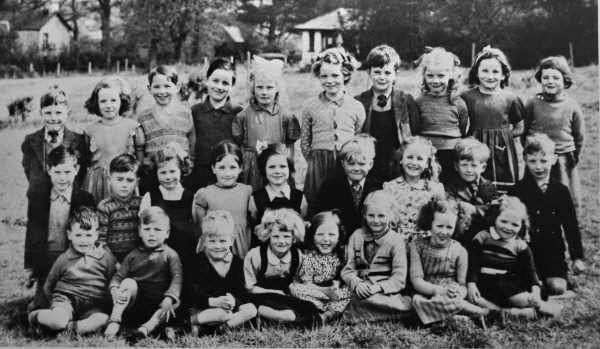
{"left": 28, "top": 207, "right": 117, "bottom": 335}
{"left": 25, "top": 145, "right": 95, "bottom": 311}
{"left": 97, "top": 153, "right": 141, "bottom": 261}
{"left": 355, "top": 45, "right": 419, "bottom": 181}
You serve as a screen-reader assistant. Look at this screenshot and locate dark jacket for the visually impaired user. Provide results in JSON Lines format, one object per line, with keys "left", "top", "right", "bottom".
{"left": 25, "top": 187, "right": 95, "bottom": 275}
{"left": 355, "top": 88, "right": 418, "bottom": 147}
{"left": 311, "top": 175, "right": 381, "bottom": 240}
{"left": 21, "top": 127, "right": 90, "bottom": 197}
{"left": 508, "top": 173, "right": 583, "bottom": 261}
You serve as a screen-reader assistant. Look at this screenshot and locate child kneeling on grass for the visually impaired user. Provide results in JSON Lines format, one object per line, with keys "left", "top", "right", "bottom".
{"left": 188, "top": 210, "right": 257, "bottom": 335}
{"left": 28, "top": 207, "right": 117, "bottom": 335}
{"left": 244, "top": 208, "right": 319, "bottom": 325}
{"left": 341, "top": 190, "right": 412, "bottom": 322}
{"left": 104, "top": 206, "right": 182, "bottom": 341}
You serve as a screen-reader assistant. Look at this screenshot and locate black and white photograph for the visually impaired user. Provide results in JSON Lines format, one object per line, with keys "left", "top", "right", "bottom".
{"left": 0, "top": 0, "right": 598, "bottom": 347}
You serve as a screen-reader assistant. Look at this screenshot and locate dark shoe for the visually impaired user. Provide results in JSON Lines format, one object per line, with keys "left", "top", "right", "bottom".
{"left": 126, "top": 328, "right": 147, "bottom": 345}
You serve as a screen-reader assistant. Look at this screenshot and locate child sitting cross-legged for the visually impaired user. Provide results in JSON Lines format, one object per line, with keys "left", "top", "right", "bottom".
{"left": 341, "top": 190, "right": 412, "bottom": 322}
{"left": 188, "top": 210, "right": 257, "bottom": 336}
{"left": 104, "top": 207, "right": 182, "bottom": 341}
{"left": 410, "top": 198, "right": 488, "bottom": 325}
{"left": 28, "top": 207, "right": 117, "bottom": 335}
{"left": 244, "top": 208, "right": 319, "bottom": 326}
{"left": 444, "top": 138, "right": 499, "bottom": 245}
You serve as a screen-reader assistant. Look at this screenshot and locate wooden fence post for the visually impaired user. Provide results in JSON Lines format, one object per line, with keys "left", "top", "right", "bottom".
{"left": 56, "top": 62, "right": 61, "bottom": 76}
{"left": 125, "top": 58, "right": 129, "bottom": 72}
{"left": 471, "top": 43, "right": 476, "bottom": 66}
{"left": 569, "top": 42, "right": 575, "bottom": 67}
{"left": 132, "top": 64, "right": 136, "bottom": 74}
{"left": 116, "top": 60, "right": 120, "bottom": 73}
{"left": 88, "top": 61, "right": 92, "bottom": 75}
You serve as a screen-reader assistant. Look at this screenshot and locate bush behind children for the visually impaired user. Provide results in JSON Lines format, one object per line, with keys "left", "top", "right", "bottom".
{"left": 20, "top": 47, "right": 587, "bottom": 341}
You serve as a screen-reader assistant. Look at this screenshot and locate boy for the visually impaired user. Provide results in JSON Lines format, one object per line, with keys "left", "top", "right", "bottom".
{"left": 25, "top": 145, "right": 95, "bottom": 311}
{"left": 355, "top": 45, "right": 419, "bottom": 182}
{"left": 97, "top": 154, "right": 141, "bottom": 262}
{"left": 312, "top": 134, "right": 381, "bottom": 237}
{"left": 21, "top": 87, "right": 90, "bottom": 197}
{"left": 445, "top": 138, "right": 499, "bottom": 245}
{"left": 508, "top": 133, "right": 585, "bottom": 296}
{"left": 188, "top": 210, "right": 256, "bottom": 335}
{"left": 104, "top": 207, "right": 182, "bottom": 341}
{"left": 28, "top": 207, "right": 117, "bottom": 335}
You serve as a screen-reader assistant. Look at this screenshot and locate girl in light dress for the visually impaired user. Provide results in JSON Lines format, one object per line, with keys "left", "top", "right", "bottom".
{"left": 83, "top": 76, "right": 138, "bottom": 203}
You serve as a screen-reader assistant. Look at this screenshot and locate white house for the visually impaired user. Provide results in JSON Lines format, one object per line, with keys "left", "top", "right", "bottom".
{"left": 292, "top": 7, "right": 357, "bottom": 65}
{"left": 15, "top": 12, "right": 72, "bottom": 54}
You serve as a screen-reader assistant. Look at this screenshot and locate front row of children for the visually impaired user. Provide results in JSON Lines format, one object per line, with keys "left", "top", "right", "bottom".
{"left": 26, "top": 131, "right": 584, "bottom": 339}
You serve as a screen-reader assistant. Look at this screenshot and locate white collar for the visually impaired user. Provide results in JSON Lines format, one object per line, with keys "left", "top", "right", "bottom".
{"left": 265, "top": 184, "right": 291, "bottom": 201}
{"left": 347, "top": 178, "right": 366, "bottom": 189}
{"left": 158, "top": 183, "right": 184, "bottom": 200}
{"left": 45, "top": 127, "right": 65, "bottom": 143}
{"left": 267, "top": 246, "right": 291, "bottom": 265}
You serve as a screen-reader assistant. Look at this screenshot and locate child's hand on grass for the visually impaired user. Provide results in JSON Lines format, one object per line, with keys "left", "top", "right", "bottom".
{"left": 210, "top": 296, "right": 234, "bottom": 310}
{"left": 467, "top": 283, "right": 481, "bottom": 303}
{"left": 160, "top": 297, "right": 176, "bottom": 320}
{"left": 573, "top": 259, "right": 586, "bottom": 274}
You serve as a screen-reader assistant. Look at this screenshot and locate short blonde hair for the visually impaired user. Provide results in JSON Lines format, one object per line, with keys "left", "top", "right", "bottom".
{"left": 454, "top": 137, "right": 490, "bottom": 163}
{"left": 260, "top": 208, "right": 305, "bottom": 243}
{"left": 362, "top": 190, "right": 398, "bottom": 224}
{"left": 340, "top": 134, "right": 376, "bottom": 162}
{"left": 198, "top": 210, "right": 235, "bottom": 251}
{"left": 524, "top": 133, "right": 556, "bottom": 156}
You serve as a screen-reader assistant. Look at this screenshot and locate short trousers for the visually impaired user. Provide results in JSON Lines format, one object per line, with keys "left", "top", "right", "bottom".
{"left": 477, "top": 274, "right": 530, "bottom": 307}
{"left": 51, "top": 292, "right": 108, "bottom": 320}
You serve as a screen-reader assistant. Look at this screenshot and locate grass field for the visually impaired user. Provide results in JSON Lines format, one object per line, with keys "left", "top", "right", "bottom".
{"left": 0, "top": 66, "right": 598, "bottom": 347}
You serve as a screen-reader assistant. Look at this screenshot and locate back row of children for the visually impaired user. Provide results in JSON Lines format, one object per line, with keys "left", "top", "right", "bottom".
{"left": 21, "top": 42, "right": 586, "bottom": 335}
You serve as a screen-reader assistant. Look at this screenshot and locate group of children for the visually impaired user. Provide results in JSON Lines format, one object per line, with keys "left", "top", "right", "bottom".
{"left": 20, "top": 43, "right": 586, "bottom": 340}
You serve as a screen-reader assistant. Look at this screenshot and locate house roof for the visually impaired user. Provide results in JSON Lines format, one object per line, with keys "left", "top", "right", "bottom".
{"left": 222, "top": 25, "right": 244, "bottom": 43}
{"left": 14, "top": 12, "right": 71, "bottom": 31}
{"left": 293, "top": 7, "right": 356, "bottom": 31}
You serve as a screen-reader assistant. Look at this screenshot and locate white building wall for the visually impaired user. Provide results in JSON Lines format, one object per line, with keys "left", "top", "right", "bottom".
{"left": 39, "top": 16, "right": 71, "bottom": 53}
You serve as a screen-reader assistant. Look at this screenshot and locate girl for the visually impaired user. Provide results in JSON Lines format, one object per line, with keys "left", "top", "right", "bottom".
{"left": 301, "top": 48, "right": 366, "bottom": 207}
{"left": 188, "top": 210, "right": 257, "bottom": 335}
{"left": 232, "top": 58, "right": 301, "bottom": 191}
{"left": 524, "top": 56, "right": 584, "bottom": 210}
{"left": 249, "top": 143, "right": 308, "bottom": 233}
{"left": 467, "top": 196, "right": 562, "bottom": 319}
{"left": 244, "top": 208, "right": 318, "bottom": 325}
{"left": 135, "top": 65, "right": 195, "bottom": 194}
{"left": 192, "top": 141, "right": 252, "bottom": 258}
{"left": 461, "top": 46, "right": 525, "bottom": 190}
{"left": 410, "top": 198, "right": 488, "bottom": 325}
{"left": 140, "top": 144, "right": 196, "bottom": 276}
{"left": 383, "top": 136, "right": 445, "bottom": 240}
{"left": 289, "top": 211, "right": 351, "bottom": 324}
{"left": 341, "top": 190, "right": 411, "bottom": 322}
{"left": 83, "top": 76, "right": 138, "bottom": 203}
{"left": 413, "top": 47, "right": 469, "bottom": 183}
{"left": 191, "top": 58, "right": 242, "bottom": 191}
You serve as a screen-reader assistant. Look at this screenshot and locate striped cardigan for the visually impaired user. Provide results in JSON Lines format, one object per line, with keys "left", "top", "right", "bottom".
{"left": 341, "top": 227, "right": 407, "bottom": 294}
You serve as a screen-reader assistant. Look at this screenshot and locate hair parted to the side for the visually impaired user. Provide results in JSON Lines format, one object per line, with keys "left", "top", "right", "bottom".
{"left": 207, "top": 57, "right": 236, "bottom": 85}
{"left": 257, "top": 143, "right": 294, "bottom": 178}
{"left": 139, "top": 206, "right": 170, "bottom": 226}
{"left": 109, "top": 153, "right": 139, "bottom": 174}
{"left": 416, "top": 197, "right": 459, "bottom": 232}
{"left": 197, "top": 210, "right": 235, "bottom": 252}
{"left": 210, "top": 140, "right": 243, "bottom": 167}
{"left": 84, "top": 76, "right": 132, "bottom": 117}
{"left": 148, "top": 65, "right": 180, "bottom": 85}
{"left": 304, "top": 210, "right": 346, "bottom": 260}
{"left": 454, "top": 137, "right": 490, "bottom": 163}
{"left": 67, "top": 206, "right": 98, "bottom": 231}
{"left": 523, "top": 133, "right": 556, "bottom": 157}
{"left": 419, "top": 46, "right": 462, "bottom": 103}
{"left": 484, "top": 195, "right": 530, "bottom": 240}
{"left": 364, "top": 44, "right": 401, "bottom": 72}
{"left": 47, "top": 144, "right": 79, "bottom": 169}
{"left": 340, "top": 133, "right": 376, "bottom": 163}
{"left": 389, "top": 136, "right": 440, "bottom": 181}
{"left": 312, "top": 48, "right": 355, "bottom": 84}
{"left": 468, "top": 45, "right": 511, "bottom": 88}
{"left": 534, "top": 55, "right": 573, "bottom": 89}
{"left": 260, "top": 207, "right": 305, "bottom": 243}
{"left": 362, "top": 190, "right": 398, "bottom": 229}
{"left": 40, "top": 85, "right": 69, "bottom": 109}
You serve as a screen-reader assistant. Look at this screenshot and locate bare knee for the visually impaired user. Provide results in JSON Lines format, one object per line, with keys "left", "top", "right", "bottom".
{"left": 545, "top": 278, "right": 567, "bottom": 295}
{"left": 40, "top": 308, "right": 71, "bottom": 330}
{"left": 239, "top": 303, "right": 257, "bottom": 318}
{"left": 120, "top": 278, "right": 138, "bottom": 293}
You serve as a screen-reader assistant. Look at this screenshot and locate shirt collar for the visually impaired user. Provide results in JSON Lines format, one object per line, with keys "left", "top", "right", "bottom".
{"left": 138, "top": 244, "right": 165, "bottom": 252}
{"left": 318, "top": 91, "right": 347, "bottom": 106}
{"left": 250, "top": 98, "right": 280, "bottom": 115}
{"left": 348, "top": 178, "right": 366, "bottom": 189}
{"left": 265, "top": 184, "right": 291, "bottom": 201}
{"left": 159, "top": 183, "right": 184, "bottom": 199}
{"left": 362, "top": 227, "right": 390, "bottom": 243}
{"left": 200, "top": 97, "right": 235, "bottom": 114}
{"left": 110, "top": 193, "right": 137, "bottom": 206}
{"left": 50, "top": 185, "right": 72, "bottom": 203}
{"left": 45, "top": 127, "right": 65, "bottom": 144}
{"left": 206, "top": 250, "right": 233, "bottom": 263}
{"left": 394, "top": 176, "right": 427, "bottom": 189}
{"left": 267, "top": 246, "right": 291, "bottom": 265}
